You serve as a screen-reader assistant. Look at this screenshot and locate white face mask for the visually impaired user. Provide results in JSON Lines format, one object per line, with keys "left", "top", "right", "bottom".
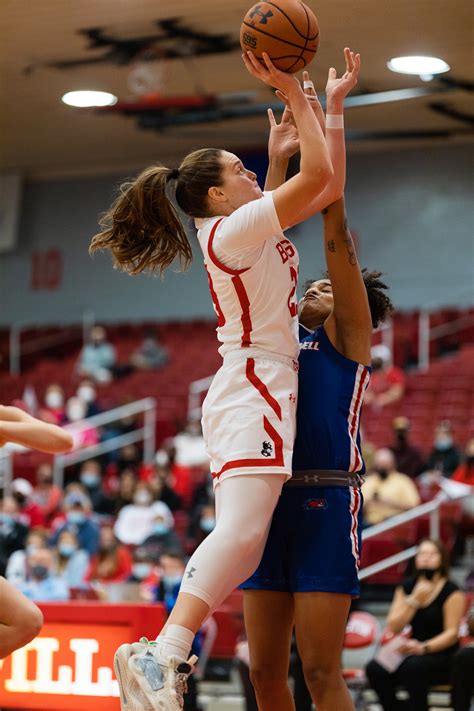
{"left": 134, "top": 492, "right": 152, "bottom": 506}
{"left": 67, "top": 404, "right": 86, "bottom": 422}
{"left": 45, "top": 392, "right": 64, "bottom": 409}
{"left": 77, "top": 386, "right": 96, "bottom": 403}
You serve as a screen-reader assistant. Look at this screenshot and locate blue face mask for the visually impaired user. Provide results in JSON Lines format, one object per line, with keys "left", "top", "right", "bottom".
{"left": 80, "top": 473, "right": 100, "bottom": 488}
{"left": 162, "top": 574, "right": 182, "bottom": 590}
{"left": 59, "top": 544, "right": 76, "bottom": 558}
{"left": 153, "top": 523, "right": 170, "bottom": 536}
{"left": 436, "top": 436, "right": 453, "bottom": 451}
{"left": 200, "top": 518, "right": 216, "bottom": 533}
{"left": 67, "top": 511, "right": 86, "bottom": 525}
{"left": 0, "top": 514, "right": 15, "bottom": 527}
{"left": 132, "top": 563, "right": 152, "bottom": 580}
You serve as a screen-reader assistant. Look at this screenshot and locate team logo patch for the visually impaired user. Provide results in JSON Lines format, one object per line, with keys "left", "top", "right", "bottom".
{"left": 303, "top": 498, "right": 328, "bottom": 511}
{"left": 261, "top": 441, "right": 273, "bottom": 457}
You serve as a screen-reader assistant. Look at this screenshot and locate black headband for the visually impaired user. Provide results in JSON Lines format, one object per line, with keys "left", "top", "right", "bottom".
{"left": 167, "top": 168, "right": 179, "bottom": 181}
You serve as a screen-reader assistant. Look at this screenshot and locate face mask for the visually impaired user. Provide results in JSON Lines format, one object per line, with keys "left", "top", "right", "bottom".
{"left": 152, "top": 523, "right": 170, "bottom": 536}
{"left": 162, "top": 574, "right": 182, "bottom": 589}
{"left": 77, "top": 386, "right": 96, "bottom": 403}
{"left": 31, "top": 565, "right": 49, "bottom": 580}
{"left": 67, "top": 405, "right": 86, "bottom": 422}
{"left": 396, "top": 430, "right": 408, "bottom": 442}
{"left": 45, "top": 392, "right": 64, "bottom": 409}
{"left": 376, "top": 468, "right": 390, "bottom": 480}
{"left": 80, "top": 472, "right": 100, "bottom": 488}
{"left": 0, "top": 514, "right": 15, "bottom": 527}
{"left": 67, "top": 510, "right": 86, "bottom": 525}
{"left": 59, "top": 544, "right": 76, "bottom": 558}
{"left": 417, "top": 567, "right": 440, "bottom": 581}
{"left": 134, "top": 493, "right": 152, "bottom": 506}
{"left": 200, "top": 518, "right": 216, "bottom": 533}
{"left": 132, "top": 563, "right": 152, "bottom": 580}
{"left": 435, "top": 436, "right": 453, "bottom": 451}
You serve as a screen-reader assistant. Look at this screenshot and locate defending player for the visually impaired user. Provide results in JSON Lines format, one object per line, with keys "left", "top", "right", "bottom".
{"left": 90, "top": 50, "right": 353, "bottom": 710}
{"left": 241, "top": 69, "right": 394, "bottom": 709}
{"left": 0, "top": 404, "right": 73, "bottom": 658}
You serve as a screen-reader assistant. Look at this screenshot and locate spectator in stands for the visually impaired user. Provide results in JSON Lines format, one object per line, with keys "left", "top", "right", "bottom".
{"left": 366, "top": 538, "right": 465, "bottom": 711}
{"left": 172, "top": 417, "right": 209, "bottom": 469}
{"left": 130, "top": 330, "right": 168, "bottom": 370}
{"left": 17, "top": 547, "right": 69, "bottom": 602}
{"left": 76, "top": 379, "right": 102, "bottom": 417}
{"left": 6, "top": 529, "right": 49, "bottom": 585}
{"left": 78, "top": 460, "right": 115, "bottom": 516}
{"left": 142, "top": 502, "right": 183, "bottom": 561}
{"left": 76, "top": 325, "right": 116, "bottom": 383}
{"left": 148, "top": 461, "right": 182, "bottom": 512}
{"left": 54, "top": 529, "right": 89, "bottom": 589}
{"left": 31, "top": 463, "right": 63, "bottom": 525}
{"left": 116, "top": 443, "right": 141, "bottom": 472}
{"left": 11, "top": 478, "right": 45, "bottom": 528}
{"left": 114, "top": 467, "right": 138, "bottom": 512}
{"left": 65, "top": 396, "right": 99, "bottom": 449}
{"left": 452, "top": 437, "right": 474, "bottom": 486}
{"left": 363, "top": 448, "right": 421, "bottom": 525}
{"left": 40, "top": 384, "right": 67, "bottom": 425}
{"left": 114, "top": 482, "right": 162, "bottom": 545}
{"left": 364, "top": 344, "right": 406, "bottom": 410}
{"left": 189, "top": 502, "right": 216, "bottom": 547}
{"left": 51, "top": 491, "right": 100, "bottom": 555}
{"left": 0, "top": 498, "right": 30, "bottom": 576}
{"left": 389, "top": 416, "right": 425, "bottom": 479}
{"left": 128, "top": 547, "right": 158, "bottom": 584}
{"left": 451, "top": 601, "right": 474, "bottom": 711}
{"left": 85, "top": 525, "right": 132, "bottom": 584}
{"left": 426, "top": 421, "right": 461, "bottom": 478}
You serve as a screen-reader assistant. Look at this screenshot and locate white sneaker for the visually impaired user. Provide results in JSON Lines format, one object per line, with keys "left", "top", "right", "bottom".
{"left": 114, "top": 641, "right": 153, "bottom": 711}
{"left": 122, "top": 637, "right": 198, "bottom": 711}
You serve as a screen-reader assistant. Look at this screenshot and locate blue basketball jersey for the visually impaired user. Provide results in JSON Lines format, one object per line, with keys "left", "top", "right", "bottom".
{"left": 293, "top": 324, "right": 371, "bottom": 474}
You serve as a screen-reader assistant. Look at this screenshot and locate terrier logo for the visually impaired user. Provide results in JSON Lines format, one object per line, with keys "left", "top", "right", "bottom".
{"left": 261, "top": 441, "right": 273, "bottom": 457}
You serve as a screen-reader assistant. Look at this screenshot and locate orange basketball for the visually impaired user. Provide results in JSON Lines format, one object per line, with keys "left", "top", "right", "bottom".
{"left": 240, "top": 0, "right": 320, "bottom": 74}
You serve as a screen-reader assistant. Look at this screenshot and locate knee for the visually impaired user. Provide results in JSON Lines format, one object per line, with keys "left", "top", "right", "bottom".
{"left": 302, "top": 660, "right": 343, "bottom": 701}
{"left": 250, "top": 663, "right": 289, "bottom": 700}
{"left": 398, "top": 656, "right": 426, "bottom": 686}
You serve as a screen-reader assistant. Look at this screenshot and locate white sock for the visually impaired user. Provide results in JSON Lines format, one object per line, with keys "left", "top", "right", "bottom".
{"left": 155, "top": 624, "right": 194, "bottom": 661}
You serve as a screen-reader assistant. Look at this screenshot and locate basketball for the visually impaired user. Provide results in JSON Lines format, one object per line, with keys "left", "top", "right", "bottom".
{"left": 240, "top": 0, "right": 319, "bottom": 73}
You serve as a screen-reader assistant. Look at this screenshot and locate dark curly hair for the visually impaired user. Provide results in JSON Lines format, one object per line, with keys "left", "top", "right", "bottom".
{"left": 304, "top": 269, "right": 394, "bottom": 329}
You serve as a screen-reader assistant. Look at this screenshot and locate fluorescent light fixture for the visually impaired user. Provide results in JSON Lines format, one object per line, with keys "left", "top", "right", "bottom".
{"left": 61, "top": 90, "right": 118, "bottom": 107}
{"left": 387, "top": 56, "right": 450, "bottom": 76}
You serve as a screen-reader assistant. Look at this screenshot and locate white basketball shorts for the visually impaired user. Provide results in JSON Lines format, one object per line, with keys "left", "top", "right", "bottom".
{"left": 201, "top": 348, "right": 298, "bottom": 487}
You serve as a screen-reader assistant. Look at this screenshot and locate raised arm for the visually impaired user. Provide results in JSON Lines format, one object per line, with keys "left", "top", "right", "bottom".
{"left": 242, "top": 51, "right": 333, "bottom": 229}
{"left": 0, "top": 405, "right": 73, "bottom": 453}
{"left": 322, "top": 197, "right": 372, "bottom": 365}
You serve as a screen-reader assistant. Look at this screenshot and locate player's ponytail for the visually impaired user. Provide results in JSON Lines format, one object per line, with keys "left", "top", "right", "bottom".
{"left": 90, "top": 148, "right": 223, "bottom": 276}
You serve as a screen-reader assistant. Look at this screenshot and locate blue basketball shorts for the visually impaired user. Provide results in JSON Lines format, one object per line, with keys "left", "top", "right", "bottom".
{"left": 241, "top": 485, "right": 363, "bottom": 596}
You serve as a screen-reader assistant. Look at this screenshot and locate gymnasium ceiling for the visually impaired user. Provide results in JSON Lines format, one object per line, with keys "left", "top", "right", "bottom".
{"left": 1, "top": 0, "right": 473, "bottom": 179}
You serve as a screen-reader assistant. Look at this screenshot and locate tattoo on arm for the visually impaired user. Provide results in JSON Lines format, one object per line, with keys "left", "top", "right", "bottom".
{"left": 343, "top": 232, "right": 357, "bottom": 265}
{"left": 327, "top": 239, "right": 336, "bottom": 253}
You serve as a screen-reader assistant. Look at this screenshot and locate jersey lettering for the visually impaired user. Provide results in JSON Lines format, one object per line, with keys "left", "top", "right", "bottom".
{"left": 288, "top": 265, "right": 298, "bottom": 317}
{"left": 276, "top": 239, "right": 296, "bottom": 264}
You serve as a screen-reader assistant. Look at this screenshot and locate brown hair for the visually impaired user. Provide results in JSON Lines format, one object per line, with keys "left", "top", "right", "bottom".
{"left": 305, "top": 268, "right": 395, "bottom": 329}
{"left": 89, "top": 148, "right": 224, "bottom": 275}
{"left": 416, "top": 538, "right": 450, "bottom": 577}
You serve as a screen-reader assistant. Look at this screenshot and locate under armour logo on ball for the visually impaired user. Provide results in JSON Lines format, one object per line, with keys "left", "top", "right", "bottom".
{"left": 250, "top": 6, "right": 273, "bottom": 24}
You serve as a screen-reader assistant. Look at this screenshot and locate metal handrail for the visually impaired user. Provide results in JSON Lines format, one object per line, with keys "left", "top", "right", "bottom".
{"left": 418, "top": 308, "right": 474, "bottom": 371}
{"left": 188, "top": 374, "right": 214, "bottom": 419}
{"left": 359, "top": 485, "right": 471, "bottom": 581}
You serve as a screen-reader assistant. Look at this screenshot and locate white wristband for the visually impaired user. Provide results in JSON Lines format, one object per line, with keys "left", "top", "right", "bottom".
{"left": 303, "top": 80, "right": 315, "bottom": 90}
{"left": 326, "top": 114, "right": 344, "bottom": 129}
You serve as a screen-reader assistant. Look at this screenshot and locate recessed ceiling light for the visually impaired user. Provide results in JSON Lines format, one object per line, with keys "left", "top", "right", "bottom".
{"left": 61, "top": 91, "right": 118, "bottom": 108}
{"left": 387, "top": 56, "right": 450, "bottom": 76}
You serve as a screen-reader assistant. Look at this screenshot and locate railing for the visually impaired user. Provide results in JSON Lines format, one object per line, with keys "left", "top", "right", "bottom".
{"left": 359, "top": 483, "right": 471, "bottom": 581}
{"left": 8, "top": 312, "right": 95, "bottom": 376}
{"left": 1, "top": 397, "right": 157, "bottom": 491}
{"left": 188, "top": 374, "right": 214, "bottom": 420}
{"left": 418, "top": 309, "right": 474, "bottom": 371}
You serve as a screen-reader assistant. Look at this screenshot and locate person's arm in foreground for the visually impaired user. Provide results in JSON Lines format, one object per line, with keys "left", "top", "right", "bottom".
{"left": 0, "top": 405, "right": 73, "bottom": 453}
{"left": 0, "top": 577, "right": 43, "bottom": 659}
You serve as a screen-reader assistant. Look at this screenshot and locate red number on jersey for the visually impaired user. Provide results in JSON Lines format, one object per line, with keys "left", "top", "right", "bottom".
{"left": 276, "top": 239, "right": 296, "bottom": 264}
{"left": 288, "top": 265, "right": 298, "bottom": 317}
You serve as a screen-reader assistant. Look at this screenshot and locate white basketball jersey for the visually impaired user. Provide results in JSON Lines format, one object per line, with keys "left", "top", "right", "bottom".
{"left": 196, "top": 192, "right": 299, "bottom": 360}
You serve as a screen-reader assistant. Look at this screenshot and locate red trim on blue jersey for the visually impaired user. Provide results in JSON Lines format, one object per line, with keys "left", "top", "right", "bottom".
{"left": 207, "top": 218, "right": 249, "bottom": 276}
{"left": 246, "top": 358, "right": 282, "bottom": 420}
{"left": 350, "top": 488, "right": 361, "bottom": 568}
{"left": 232, "top": 275, "right": 253, "bottom": 347}
{"left": 211, "top": 415, "right": 284, "bottom": 480}
{"left": 349, "top": 367, "right": 370, "bottom": 472}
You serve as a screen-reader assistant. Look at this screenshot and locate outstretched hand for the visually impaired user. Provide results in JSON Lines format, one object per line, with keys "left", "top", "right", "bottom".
{"left": 267, "top": 105, "right": 299, "bottom": 160}
{"left": 326, "top": 47, "right": 361, "bottom": 102}
{"left": 242, "top": 51, "right": 301, "bottom": 96}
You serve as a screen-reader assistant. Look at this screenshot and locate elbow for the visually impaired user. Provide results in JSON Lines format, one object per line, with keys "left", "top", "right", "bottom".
{"left": 305, "top": 163, "right": 334, "bottom": 194}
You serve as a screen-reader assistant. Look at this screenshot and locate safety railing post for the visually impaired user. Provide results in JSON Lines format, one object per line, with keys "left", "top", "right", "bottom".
{"left": 143, "top": 404, "right": 157, "bottom": 463}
